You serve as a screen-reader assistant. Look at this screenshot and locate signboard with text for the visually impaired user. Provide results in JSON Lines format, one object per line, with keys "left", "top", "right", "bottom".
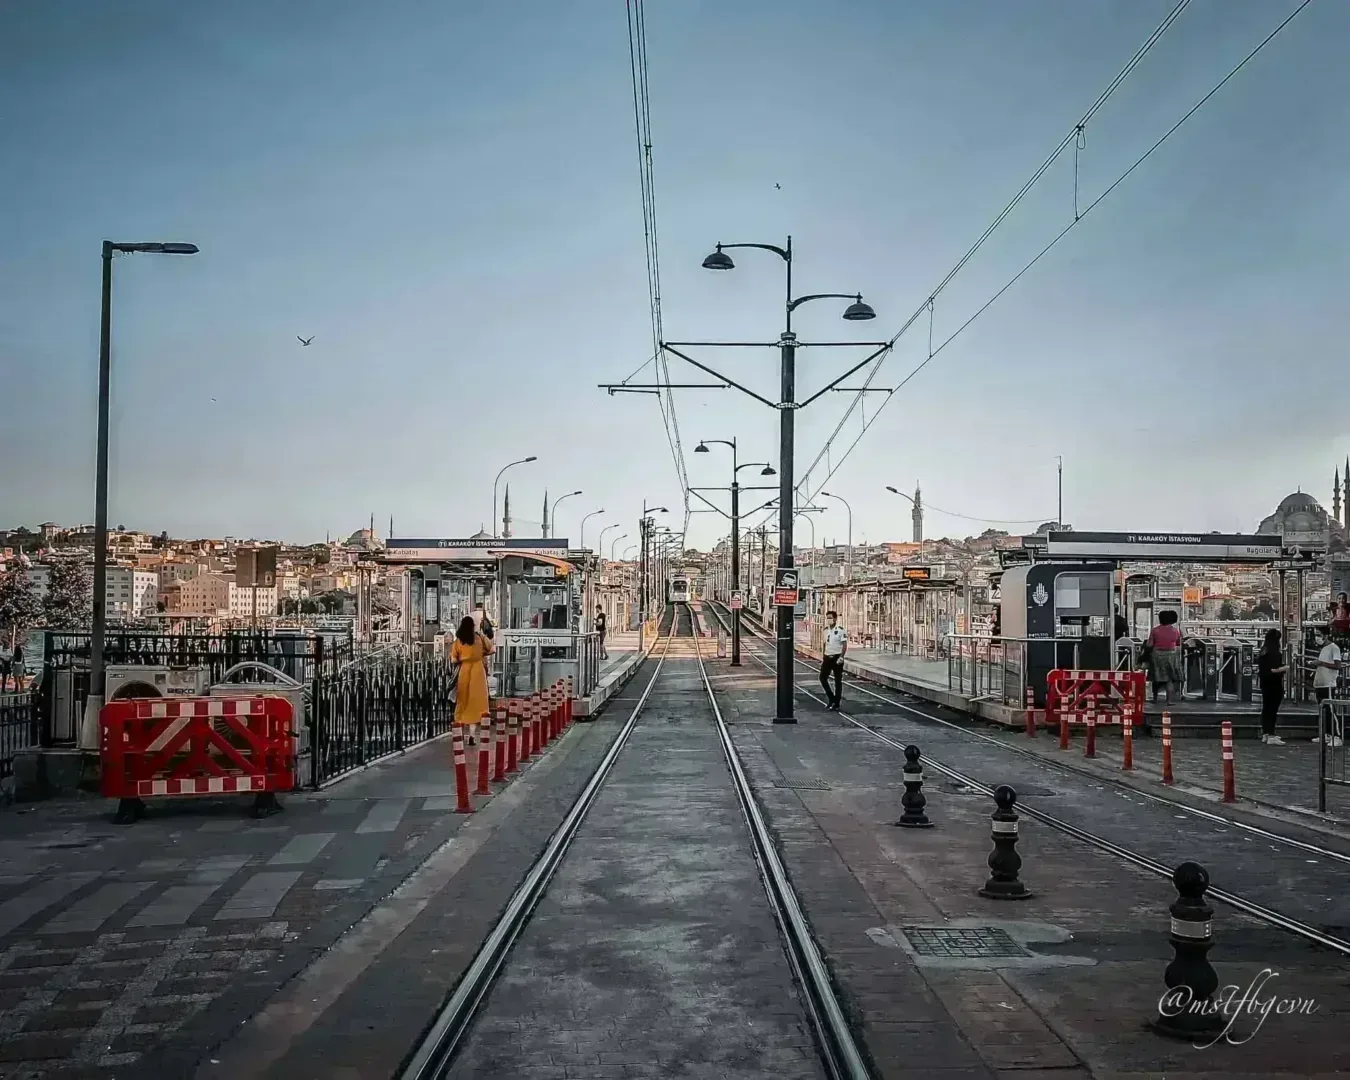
{"left": 773, "top": 568, "right": 799, "bottom": 607}
{"left": 901, "top": 566, "right": 931, "bottom": 582}
{"left": 1045, "top": 531, "right": 1283, "bottom": 564}
{"left": 385, "top": 537, "right": 571, "bottom": 563}
{"left": 730, "top": 592, "right": 743, "bottom": 610}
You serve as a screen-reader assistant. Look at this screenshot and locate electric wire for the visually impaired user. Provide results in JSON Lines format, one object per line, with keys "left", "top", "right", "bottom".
{"left": 788, "top": 0, "right": 1315, "bottom": 510}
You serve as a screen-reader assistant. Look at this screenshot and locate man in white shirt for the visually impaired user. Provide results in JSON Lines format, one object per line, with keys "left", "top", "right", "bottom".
{"left": 1312, "top": 627, "right": 1343, "bottom": 746}
{"left": 820, "top": 610, "right": 848, "bottom": 711}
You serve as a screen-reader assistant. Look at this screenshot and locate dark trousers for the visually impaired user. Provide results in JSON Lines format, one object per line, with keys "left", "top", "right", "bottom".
{"left": 1260, "top": 682, "right": 1283, "bottom": 737}
{"left": 820, "top": 655, "right": 843, "bottom": 706}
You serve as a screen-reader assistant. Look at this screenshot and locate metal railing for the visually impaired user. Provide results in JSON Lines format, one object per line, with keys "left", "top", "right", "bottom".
{"left": 1318, "top": 697, "right": 1348, "bottom": 813}
{"left": 942, "top": 634, "right": 1083, "bottom": 708}
{"left": 1, "top": 691, "right": 39, "bottom": 788}
{"left": 493, "top": 630, "right": 603, "bottom": 700}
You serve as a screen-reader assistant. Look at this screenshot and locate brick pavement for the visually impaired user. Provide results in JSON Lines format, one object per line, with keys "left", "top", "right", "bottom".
{"left": 0, "top": 714, "right": 606, "bottom": 1079}
{"left": 710, "top": 656, "right": 1350, "bottom": 1078}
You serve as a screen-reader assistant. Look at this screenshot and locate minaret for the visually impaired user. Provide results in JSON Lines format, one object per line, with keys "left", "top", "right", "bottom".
{"left": 542, "top": 489, "right": 550, "bottom": 539}
{"left": 1344, "top": 457, "right": 1348, "bottom": 529}
{"left": 1335, "top": 468, "right": 1342, "bottom": 529}
{"left": 912, "top": 484, "right": 924, "bottom": 544}
{"left": 389, "top": 515, "right": 394, "bottom": 540}
{"left": 503, "top": 484, "right": 513, "bottom": 539}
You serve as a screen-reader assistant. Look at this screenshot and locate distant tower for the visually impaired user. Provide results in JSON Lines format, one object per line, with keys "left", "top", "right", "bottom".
{"left": 911, "top": 484, "right": 924, "bottom": 544}
{"left": 1344, "top": 457, "right": 1349, "bottom": 529}
{"left": 389, "top": 515, "right": 394, "bottom": 540}
{"left": 1335, "top": 468, "right": 1342, "bottom": 529}
{"left": 541, "top": 489, "right": 550, "bottom": 539}
{"left": 503, "top": 484, "right": 513, "bottom": 539}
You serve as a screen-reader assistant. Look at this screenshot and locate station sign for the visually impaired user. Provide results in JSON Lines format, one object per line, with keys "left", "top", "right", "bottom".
{"left": 1044, "top": 531, "right": 1283, "bottom": 564}
{"left": 500, "top": 630, "right": 575, "bottom": 648}
{"left": 773, "top": 568, "right": 799, "bottom": 607}
{"left": 730, "top": 592, "right": 743, "bottom": 610}
{"left": 385, "top": 537, "right": 571, "bottom": 563}
{"left": 901, "top": 566, "right": 932, "bottom": 581}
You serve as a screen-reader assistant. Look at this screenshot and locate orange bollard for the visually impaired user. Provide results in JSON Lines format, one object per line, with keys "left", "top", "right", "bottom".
{"left": 506, "top": 701, "right": 519, "bottom": 774}
{"left": 547, "top": 683, "right": 558, "bottom": 742}
{"left": 532, "top": 692, "right": 544, "bottom": 753}
{"left": 493, "top": 704, "right": 507, "bottom": 782}
{"left": 475, "top": 710, "right": 492, "bottom": 796}
{"left": 565, "top": 675, "right": 574, "bottom": 728}
{"left": 1085, "top": 699, "right": 1097, "bottom": 759}
{"left": 1221, "top": 720, "right": 1235, "bottom": 803}
{"left": 1024, "top": 686, "right": 1036, "bottom": 738}
{"left": 1161, "top": 710, "right": 1174, "bottom": 785}
{"left": 520, "top": 697, "right": 534, "bottom": 761}
{"left": 1059, "top": 700, "right": 1070, "bottom": 751}
{"left": 452, "top": 728, "right": 473, "bottom": 813}
{"left": 1121, "top": 704, "right": 1134, "bottom": 771}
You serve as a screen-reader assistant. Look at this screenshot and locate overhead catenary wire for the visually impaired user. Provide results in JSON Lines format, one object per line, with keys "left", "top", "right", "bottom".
{"left": 626, "top": 0, "right": 691, "bottom": 536}
{"left": 788, "top": 0, "right": 1316, "bottom": 509}
{"left": 771, "top": 0, "right": 1201, "bottom": 527}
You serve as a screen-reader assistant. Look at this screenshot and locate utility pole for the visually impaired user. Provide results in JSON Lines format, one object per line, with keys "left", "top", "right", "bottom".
{"left": 1057, "top": 456, "right": 1063, "bottom": 528}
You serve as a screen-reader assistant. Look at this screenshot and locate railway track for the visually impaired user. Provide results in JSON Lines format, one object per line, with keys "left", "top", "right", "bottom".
{"left": 398, "top": 606, "right": 873, "bottom": 1079}
{"left": 706, "top": 600, "right": 1350, "bottom": 959}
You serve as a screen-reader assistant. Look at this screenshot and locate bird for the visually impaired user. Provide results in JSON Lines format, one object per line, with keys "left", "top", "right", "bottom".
{"left": 297, "top": 336, "right": 314, "bottom": 346}
{"left": 775, "top": 183, "right": 781, "bottom": 190}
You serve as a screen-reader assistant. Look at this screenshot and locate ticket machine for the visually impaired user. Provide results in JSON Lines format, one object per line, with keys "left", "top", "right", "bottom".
{"left": 999, "top": 562, "right": 1114, "bottom": 706}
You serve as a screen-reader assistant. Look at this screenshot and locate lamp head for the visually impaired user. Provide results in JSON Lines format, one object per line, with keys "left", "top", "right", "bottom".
{"left": 842, "top": 295, "right": 876, "bottom": 321}
{"left": 761, "top": 465, "right": 776, "bottom": 476}
{"left": 695, "top": 442, "right": 709, "bottom": 453}
{"left": 702, "top": 245, "right": 734, "bottom": 271}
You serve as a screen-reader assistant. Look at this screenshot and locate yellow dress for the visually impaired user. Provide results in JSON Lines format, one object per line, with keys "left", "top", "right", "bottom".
{"left": 451, "top": 635, "right": 492, "bottom": 726}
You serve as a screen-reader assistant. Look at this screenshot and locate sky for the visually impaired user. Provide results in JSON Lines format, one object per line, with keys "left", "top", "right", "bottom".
{"left": 2, "top": 0, "right": 1347, "bottom": 555}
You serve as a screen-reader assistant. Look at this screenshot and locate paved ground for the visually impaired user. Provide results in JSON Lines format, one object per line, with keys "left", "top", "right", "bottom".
{"left": 0, "top": 713, "right": 607, "bottom": 1079}
{"left": 708, "top": 652, "right": 1350, "bottom": 1078}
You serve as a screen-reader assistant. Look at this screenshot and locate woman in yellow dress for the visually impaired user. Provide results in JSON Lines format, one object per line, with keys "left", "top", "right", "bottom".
{"left": 451, "top": 615, "right": 493, "bottom": 744}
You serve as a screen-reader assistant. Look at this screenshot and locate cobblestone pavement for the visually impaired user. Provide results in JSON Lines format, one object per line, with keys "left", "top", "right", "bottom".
{"left": 0, "top": 722, "right": 601, "bottom": 1079}
{"left": 705, "top": 637, "right": 1350, "bottom": 1078}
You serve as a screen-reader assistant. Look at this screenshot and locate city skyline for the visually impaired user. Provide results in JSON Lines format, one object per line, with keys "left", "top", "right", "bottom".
{"left": 2, "top": 1, "right": 1345, "bottom": 551}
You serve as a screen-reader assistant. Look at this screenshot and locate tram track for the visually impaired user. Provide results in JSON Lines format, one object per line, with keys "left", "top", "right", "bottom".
{"left": 706, "top": 601, "right": 1350, "bottom": 959}
{"left": 398, "top": 605, "right": 873, "bottom": 1080}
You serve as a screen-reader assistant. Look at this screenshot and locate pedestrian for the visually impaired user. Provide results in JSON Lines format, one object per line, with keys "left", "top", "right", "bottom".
{"left": 820, "top": 610, "right": 847, "bottom": 711}
{"left": 1331, "top": 594, "right": 1350, "bottom": 645}
{"left": 595, "top": 605, "right": 608, "bottom": 660}
{"left": 5, "top": 642, "right": 22, "bottom": 693}
{"left": 451, "top": 615, "right": 493, "bottom": 748}
{"left": 1256, "top": 627, "right": 1287, "bottom": 746}
{"left": 1145, "top": 610, "right": 1182, "bottom": 704}
{"left": 1311, "top": 625, "right": 1343, "bottom": 747}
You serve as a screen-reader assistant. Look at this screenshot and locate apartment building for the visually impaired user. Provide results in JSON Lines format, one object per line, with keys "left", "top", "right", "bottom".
{"left": 105, "top": 566, "right": 159, "bottom": 619}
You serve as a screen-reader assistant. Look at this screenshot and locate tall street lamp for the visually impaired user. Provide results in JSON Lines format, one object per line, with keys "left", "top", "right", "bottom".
{"left": 667, "top": 236, "right": 880, "bottom": 723}
{"left": 638, "top": 502, "right": 667, "bottom": 652}
{"left": 580, "top": 509, "right": 606, "bottom": 551}
{"left": 820, "top": 491, "right": 853, "bottom": 583}
{"left": 695, "top": 438, "right": 775, "bottom": 666}
{"left": 547, "top": 489, "right": 582, "bottom": 540}
{"left": 599, "top": 523, "right": 621, "bottom": 561}
{"left": 86, "top": 240, "right": 198, "bottom": 751}
{"left": 610, "top": 533, "right": 628, "bottom": 562}
{"left": 493, "top": 456, "right": 537, "bottom": 539}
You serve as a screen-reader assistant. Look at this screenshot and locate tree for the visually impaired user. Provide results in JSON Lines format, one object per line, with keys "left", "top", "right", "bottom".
{"left": 45, "top": 561, "right": 93, "bottom": 629}
{"left": 1218, "top": 600, "right": 1237, "bottom": 621}
{"left": 1252, "top": 599, "right": 1277, "bottom": 620}
{"left": 0, "top": 567, "right": 42, "bottom": 649}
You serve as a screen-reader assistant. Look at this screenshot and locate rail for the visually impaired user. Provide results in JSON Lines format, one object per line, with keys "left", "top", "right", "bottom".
{"left": 1319, "top": 698, "right": 1349, "bottom": 814}
{"left": 1, "top": 691, "right": 39, "bottom": 788}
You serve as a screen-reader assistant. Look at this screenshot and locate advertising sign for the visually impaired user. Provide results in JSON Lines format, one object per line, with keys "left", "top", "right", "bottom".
{"left": 901, "top": 566, "right": 931, "bottom": 581}
{"left": 773, "top": 567, "right": 799, "bottom": 607}
{"left": 1182, "top": 587, "right": 1204, "bottom": 605}
{"left": 235, "top": 546, "right": 277, "bottom": 589}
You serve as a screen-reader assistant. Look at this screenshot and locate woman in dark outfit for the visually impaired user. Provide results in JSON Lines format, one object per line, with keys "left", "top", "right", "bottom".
{"left": 1256, "top": 627, "right": 1287, "bottom": 746}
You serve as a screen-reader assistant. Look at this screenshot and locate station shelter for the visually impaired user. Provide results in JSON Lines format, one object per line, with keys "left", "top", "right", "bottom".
{"left": 380, "top": 537, "right": 604, "bottom": 699}
{"left": 804, "top": 567, "right": 981, "bottom": 659}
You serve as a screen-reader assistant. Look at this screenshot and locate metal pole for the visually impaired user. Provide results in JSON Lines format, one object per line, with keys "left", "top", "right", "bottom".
{"left": 731, "top": 479, "right": 741, "bottom": 665}
{"left": 84, "top": 242, "right": 115, "bottom": 749}
{"left": 638, "top": 516, "right": 646, "bottom": 651}
{"left": 1057, "top": 456, "right": 1063, "bottom": 526}
{"left": 776, "top": 326, "right": 796, "bottom": 722}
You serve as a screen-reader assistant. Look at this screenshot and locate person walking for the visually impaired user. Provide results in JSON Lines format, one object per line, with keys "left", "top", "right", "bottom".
{"left": 595, "top": 605, "right": 608, "bottom": 660}
{"left": 1145, "top": 610, "right": 1183, "bottom": 704}
{"left": 1256, "top": 627, "right": 1287, "bottom": 746}
{"left": 451, "top": 615, "right": 493, "bottom": 748}
{"left": 1311, "top": 625, "right": 1343, "bottom": 747}
{"left": 820, "top": 610, "right": 848, "bottom": 711}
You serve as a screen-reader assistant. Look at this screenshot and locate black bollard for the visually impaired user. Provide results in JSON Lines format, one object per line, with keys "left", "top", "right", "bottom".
{"left": 978, "top": 784, "right": 1032, "bottom": 900}
{"left": 251, "top": 791, "right": 283, "bottom": 819}
{"left": 894, "top": 744, "right": 933, "bottom": 828}
{"left": 1152, "top": 862, "right": 1224, "bottom": 1039}
{"left": 113, "top": 797, "right": 145, "bottom": 825}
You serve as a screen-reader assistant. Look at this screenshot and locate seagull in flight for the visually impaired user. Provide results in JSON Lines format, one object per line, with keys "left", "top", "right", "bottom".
{"left": 297, "top": 336, "right": 314, "bottom": 347}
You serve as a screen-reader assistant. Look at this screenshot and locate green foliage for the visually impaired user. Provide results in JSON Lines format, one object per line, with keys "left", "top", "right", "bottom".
{"left": 0, "top": 567, "right": 42, "bottom": 647}
{"left": 44, "top": 560, "right": 92, "bottom": 629}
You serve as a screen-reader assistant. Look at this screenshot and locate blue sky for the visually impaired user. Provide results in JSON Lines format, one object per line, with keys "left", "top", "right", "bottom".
{"left": 2, "top": 0, "right": 1345, "bottom": 553}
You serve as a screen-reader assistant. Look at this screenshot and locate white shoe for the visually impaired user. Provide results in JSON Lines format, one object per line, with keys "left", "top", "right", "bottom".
{"left": 1266, "top": 735, "right": 1285, "bottom": 746}
{"left": 1329, "top": 736, "right": 1343, "bottom": 748}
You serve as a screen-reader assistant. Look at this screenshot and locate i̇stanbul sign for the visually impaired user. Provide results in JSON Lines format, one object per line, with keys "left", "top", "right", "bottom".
{"left": 1044, "top": 531, "right": 1286, "bottom": 563}
{"left": 384, "top": 537, "right": 572, "bottom": 563}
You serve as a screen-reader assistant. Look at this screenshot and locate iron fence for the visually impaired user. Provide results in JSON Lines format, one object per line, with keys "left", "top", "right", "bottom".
{"left": 0, "top": 691, "right": 39, "bottom": 785}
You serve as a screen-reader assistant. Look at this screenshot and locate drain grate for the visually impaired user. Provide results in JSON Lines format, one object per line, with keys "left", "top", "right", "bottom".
{"left": 902, "top": 926, "right": 1030, "bottom": 959}
{"left": 773, "top": 778, "right": 831, "bottom": 790}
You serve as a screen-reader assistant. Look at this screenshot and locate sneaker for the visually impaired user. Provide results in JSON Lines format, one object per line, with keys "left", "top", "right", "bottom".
{"left": 1330, "top": 735, "right": 1344, "bottom": 748}
{"left": 1266, "top": 735, "right": 1285, "bottom": 746}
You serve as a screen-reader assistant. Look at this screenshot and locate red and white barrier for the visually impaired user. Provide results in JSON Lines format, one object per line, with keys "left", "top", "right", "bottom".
{"left": 452, "top": 728, "right": 472, "bottom": 813}
{"left": 1221, "top": 721, "right": 1235, "bottom": 803}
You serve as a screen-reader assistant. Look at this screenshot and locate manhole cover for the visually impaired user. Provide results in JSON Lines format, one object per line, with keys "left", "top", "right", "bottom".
{"left": 936, "top": 782, "right": 1057, "bottom": 797}
{"left": 902, "top": 926, "right": 1030, "bottom": 959}
{"left": 773, "top": 778, "right": 831, "bottom": 790}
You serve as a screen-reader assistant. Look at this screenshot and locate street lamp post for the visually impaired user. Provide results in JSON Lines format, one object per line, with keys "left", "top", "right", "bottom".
{"left": 695, "top": 438, "right": 775, "bottom": 666}
{"left": 820, "top": 491, "right": 853, "bottom": 583}
{"left": 637, "top": 502, "right": 667, "bottom": 652}
{"left": 493, "top": 456, "right": 537, "bottom": 539}
{"left": 580, "top": 509, "right": 606, "bottom": 551}
{"left": 599, "top": 523, "right": 621, "bottom": 562}
{"left": 85, "top": 240, "right": 199, "bottom": 752}
{"left": 548, "top": 489, "right": 582, "bottom": 540}
{"left": 686, "top": 236, "right": 878, "bottom": 723}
